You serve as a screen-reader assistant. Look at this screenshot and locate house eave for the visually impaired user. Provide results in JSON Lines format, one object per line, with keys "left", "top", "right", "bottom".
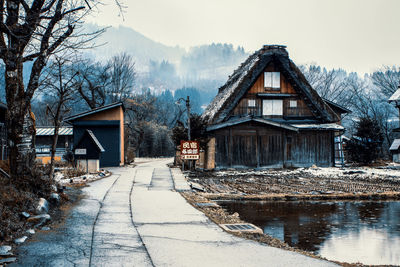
{"left": 206, "top": 117, "right": 299, "bottom": 132}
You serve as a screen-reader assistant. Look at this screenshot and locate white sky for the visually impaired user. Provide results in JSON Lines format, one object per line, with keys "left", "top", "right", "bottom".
{"left": 87, "top": 0, "right": 400, "bottom": 74}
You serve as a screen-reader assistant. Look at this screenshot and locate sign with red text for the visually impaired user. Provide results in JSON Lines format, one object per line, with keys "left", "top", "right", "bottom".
{"left": 180, "top": 140, "right": 199, "bottom": 160}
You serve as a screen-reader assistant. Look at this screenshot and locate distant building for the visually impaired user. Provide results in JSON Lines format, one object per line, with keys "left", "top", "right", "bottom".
{"left": 201, "top": 45, "right": 348, "bottom": 169}
{"left": 65, "top": 102, "right": 125, "bottom": 167}
{"left": 35, "top": 126, "right": 73, "bottom": 164}
{"left": 388, "top": 82, "right": 400, "bottom": 162}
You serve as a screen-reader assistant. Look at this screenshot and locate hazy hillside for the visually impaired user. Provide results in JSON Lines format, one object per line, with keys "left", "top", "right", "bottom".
{"left": 85, "top": 24, "right": 249, "bottom": 92}
{"left": 85, "top": 24, "right": 186, "bottom": 71}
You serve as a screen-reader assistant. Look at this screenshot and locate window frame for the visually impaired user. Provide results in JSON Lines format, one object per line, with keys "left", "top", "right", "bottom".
{"left": 289, "top": 100, "right": 297, "bottom": 108}
{"left": 248, "top": 99, "right": 256, "bottom": 108}
{"left": 264, "top": 72, "right": 281, "bottom": 90}
{"left": 262, "top": 99, "right": 283, "bottom": 116}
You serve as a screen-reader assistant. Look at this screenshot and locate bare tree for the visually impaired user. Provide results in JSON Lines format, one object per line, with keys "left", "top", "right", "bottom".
{"left": 371, "top": 65, "right": 400, "bottom": 97}
{"left": 0, "top": 0, "right": 123, "bottom": 180}
{"left": 74, "top": 59, "right": 108, "bottom": 109}
{"left": 300, "top": 64, "right": 352, "bottom": 107}
{"left": 347, "top": 73, "right": 396, "bottom": 155}
{"left": 106, "top": 52, "right": 135, "bottom": 103}
{"left": 40, "top": 56, "right": 77, "bottom": 179}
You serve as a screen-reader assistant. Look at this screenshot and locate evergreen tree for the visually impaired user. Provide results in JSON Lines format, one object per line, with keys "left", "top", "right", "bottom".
{"left": 347, "top": 117, "right": 384, "bottom": 164}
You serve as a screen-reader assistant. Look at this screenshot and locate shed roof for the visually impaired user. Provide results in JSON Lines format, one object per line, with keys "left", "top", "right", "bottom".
{"left": 390, "top": 139, "right": 400, "bottom": 151}
{"left": 65, "top": 102, "right": 124, "bottom": 122}
{"left": 36, "top": 127, "right": 73, "bottom": 136}
{"left": 202, "top": 45, "right": 340, "bottom": 125}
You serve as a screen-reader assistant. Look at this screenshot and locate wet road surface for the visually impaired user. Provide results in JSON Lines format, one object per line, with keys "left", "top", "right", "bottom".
{"left": 12, "top": 158, "right": 338, "bottom": 266}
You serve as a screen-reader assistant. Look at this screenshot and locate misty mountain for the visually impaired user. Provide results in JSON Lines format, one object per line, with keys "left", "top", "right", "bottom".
{"left": 85, "top": 24, "right": 249, "bottom": 95}
{"left": 85, "top": 24, "right": 185, "bottom": 71}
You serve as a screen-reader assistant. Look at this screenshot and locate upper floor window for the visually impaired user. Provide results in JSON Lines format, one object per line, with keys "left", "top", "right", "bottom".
{"left": 248, "top": 99, "right": 256, "bottom": 107}
{"left": 264, "top": 72, "right": 280, "bottom": 89}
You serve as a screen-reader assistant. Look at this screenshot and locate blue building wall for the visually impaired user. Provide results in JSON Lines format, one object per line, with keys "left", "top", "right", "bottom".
{"left": 73, "top": 121, "right": 120, "bottom": 167}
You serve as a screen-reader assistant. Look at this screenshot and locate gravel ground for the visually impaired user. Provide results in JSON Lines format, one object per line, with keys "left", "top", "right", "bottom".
{"left": 186, "top": 166, "right": 400, "bottom": 200}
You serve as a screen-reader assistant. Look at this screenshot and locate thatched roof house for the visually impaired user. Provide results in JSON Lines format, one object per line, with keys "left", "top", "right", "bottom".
{"left": 201, "top": 45, "right": 347, "bottom": 169}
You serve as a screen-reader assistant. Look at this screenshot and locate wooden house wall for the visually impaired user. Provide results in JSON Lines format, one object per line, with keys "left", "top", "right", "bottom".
{"left": 232, "top": 63, "right": 314, "bottom": 118}
{"left": 214, "top": 123, "right": 334, "bottom": 168}
{"left": 233, "top": 98, "right": 313, "bottom": 117}
{"left": 248, "top": 63, "right": 296, "bottom": 94}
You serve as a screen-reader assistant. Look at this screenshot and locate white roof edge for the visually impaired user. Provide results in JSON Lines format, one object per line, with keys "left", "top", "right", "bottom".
{"left": 388, "top": 88, "right": 400, "bottom": 102}
{"left": 292, "top": 123, "right": 344, "bottom": 130}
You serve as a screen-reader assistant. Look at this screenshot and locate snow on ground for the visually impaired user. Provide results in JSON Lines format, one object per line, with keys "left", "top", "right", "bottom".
{"left": 55, "top": 170, "right": 110, "bottom": 186}
{"left": 213, "top": 165, "right": 400, "bottom": 180}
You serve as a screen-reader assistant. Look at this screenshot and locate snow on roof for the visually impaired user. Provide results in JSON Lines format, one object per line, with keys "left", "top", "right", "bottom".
{"left": 36, "top": 127, "right": 73, "bottom": 136}
{"left": 388, "top": 88, "right": 400, "bottom": 102}
{"left": 291, "top": 123, "right": 344, "bottom": 131}
{"left": 390, "top": 139, "right": 400, "bottom": 151}
{"left": 201, "top": 54, "right": 260, "bottom": 123}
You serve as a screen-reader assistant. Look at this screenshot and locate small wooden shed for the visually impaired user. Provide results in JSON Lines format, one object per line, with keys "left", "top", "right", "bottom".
{"left": 65, "top": 102, "right": 124, "bottom": 167}
{"left": 74, "top": 129, "right": 105, "bottom": 173}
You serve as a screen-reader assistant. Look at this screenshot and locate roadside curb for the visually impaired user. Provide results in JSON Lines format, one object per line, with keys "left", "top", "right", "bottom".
{"left": 169, "top": 167, "right": 191, "bottom": 191}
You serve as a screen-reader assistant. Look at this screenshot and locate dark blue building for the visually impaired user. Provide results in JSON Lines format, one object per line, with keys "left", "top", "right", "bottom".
{"left": 65, "top": 102, "right": 125, "bottom": 167}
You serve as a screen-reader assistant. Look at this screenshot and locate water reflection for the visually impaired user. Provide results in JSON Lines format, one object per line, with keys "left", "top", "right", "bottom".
{"left": 219, "top": 200, "right": 400, "bottom": 265}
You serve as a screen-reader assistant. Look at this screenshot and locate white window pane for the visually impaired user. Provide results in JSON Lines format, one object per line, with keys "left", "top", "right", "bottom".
{"left": 264, "top": 72, "right": 272, "bottom": 87}
{"left": 263, "top": 100, "right": 273, "bottom": 115}
{"left": 264, "top": 72, "right": 280, "bottom": 89}
{"left": 272, "top": 72, "right": 280, "bottom": 88}
{"left": 290, "top": 100, "right": 297, "bottom": 108}
{"left": 248, "top": 99, "right": 256, "bottom": 107}
{"left": 263, "top": 99, "right": 282, "bottom": 115}
{"left": 273, "top": 99, "right": 283, "bottom": 115}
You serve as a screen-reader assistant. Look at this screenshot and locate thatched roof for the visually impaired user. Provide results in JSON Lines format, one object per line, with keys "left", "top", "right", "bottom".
{"left": 202, "top": 45, "right": 340, "bottom": 125}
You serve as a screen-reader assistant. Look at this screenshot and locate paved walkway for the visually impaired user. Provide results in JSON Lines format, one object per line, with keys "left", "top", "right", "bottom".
{"left": 12, "top": 158, "right": 338, "bottom": 266}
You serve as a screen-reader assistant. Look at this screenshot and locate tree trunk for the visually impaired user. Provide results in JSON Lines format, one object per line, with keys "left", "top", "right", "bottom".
{"left": 5, "top": 64, "right": 36, "bottom": 180}
{"left": 49, "top": 121, "right": 60, "bottom": 181}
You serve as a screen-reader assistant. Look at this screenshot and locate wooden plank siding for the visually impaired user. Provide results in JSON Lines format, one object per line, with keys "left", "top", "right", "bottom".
{"left": 232, "top": 63, "right": 314, "bottom": 118}
{"left": 233, "top": 97, "right": 313, "bottom": 117}
{"left": 213, "top": 123, "right": 334, "bottom": 169}
{"left": 248, "top": 63, "right": 296, "bottom": 94}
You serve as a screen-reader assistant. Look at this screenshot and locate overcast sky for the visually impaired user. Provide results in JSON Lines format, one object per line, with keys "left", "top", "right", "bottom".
{"left": 88, "top": 0, "right": 399, "bottom": 74}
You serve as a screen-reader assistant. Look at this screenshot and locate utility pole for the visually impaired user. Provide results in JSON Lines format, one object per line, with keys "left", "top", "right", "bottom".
{"left": 186, "top": 96, "right": 191, "bottom": 141}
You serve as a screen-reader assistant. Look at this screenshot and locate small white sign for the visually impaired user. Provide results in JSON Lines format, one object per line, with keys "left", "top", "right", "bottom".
{"left": 181, "top": 155, "right": 199, "bottom": 160}
{"left": 75, "top": 148, "right": 87, "bottom": 155}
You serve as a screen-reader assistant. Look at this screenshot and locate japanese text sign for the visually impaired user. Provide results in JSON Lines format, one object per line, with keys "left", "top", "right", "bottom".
{"left": 180, "top": 140, "right": 199, "bottom": 160}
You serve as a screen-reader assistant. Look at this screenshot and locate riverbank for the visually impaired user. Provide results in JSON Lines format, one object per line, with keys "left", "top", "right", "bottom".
{"left": 178, "top": 165, "right": 400, "bottom": 267}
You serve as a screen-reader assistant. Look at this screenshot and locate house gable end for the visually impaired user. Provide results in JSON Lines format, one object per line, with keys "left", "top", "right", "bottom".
{"left": 215, "top": 50, "right": 339, "bottom": 124}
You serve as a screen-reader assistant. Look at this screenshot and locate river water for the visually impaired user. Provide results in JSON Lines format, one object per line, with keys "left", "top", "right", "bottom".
{"left": 219, "top": 200, "right": 400, "bottom": 265}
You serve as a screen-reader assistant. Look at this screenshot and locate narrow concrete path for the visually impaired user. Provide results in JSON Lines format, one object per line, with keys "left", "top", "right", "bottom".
{"left": 12, "top": 167, "right": 153, "bottom": 267}
{"left": 131, "top": 159, "right": 338, "bottom": 267}
{"left": 11, "top": 159, "right": 338, "bottom": 266}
